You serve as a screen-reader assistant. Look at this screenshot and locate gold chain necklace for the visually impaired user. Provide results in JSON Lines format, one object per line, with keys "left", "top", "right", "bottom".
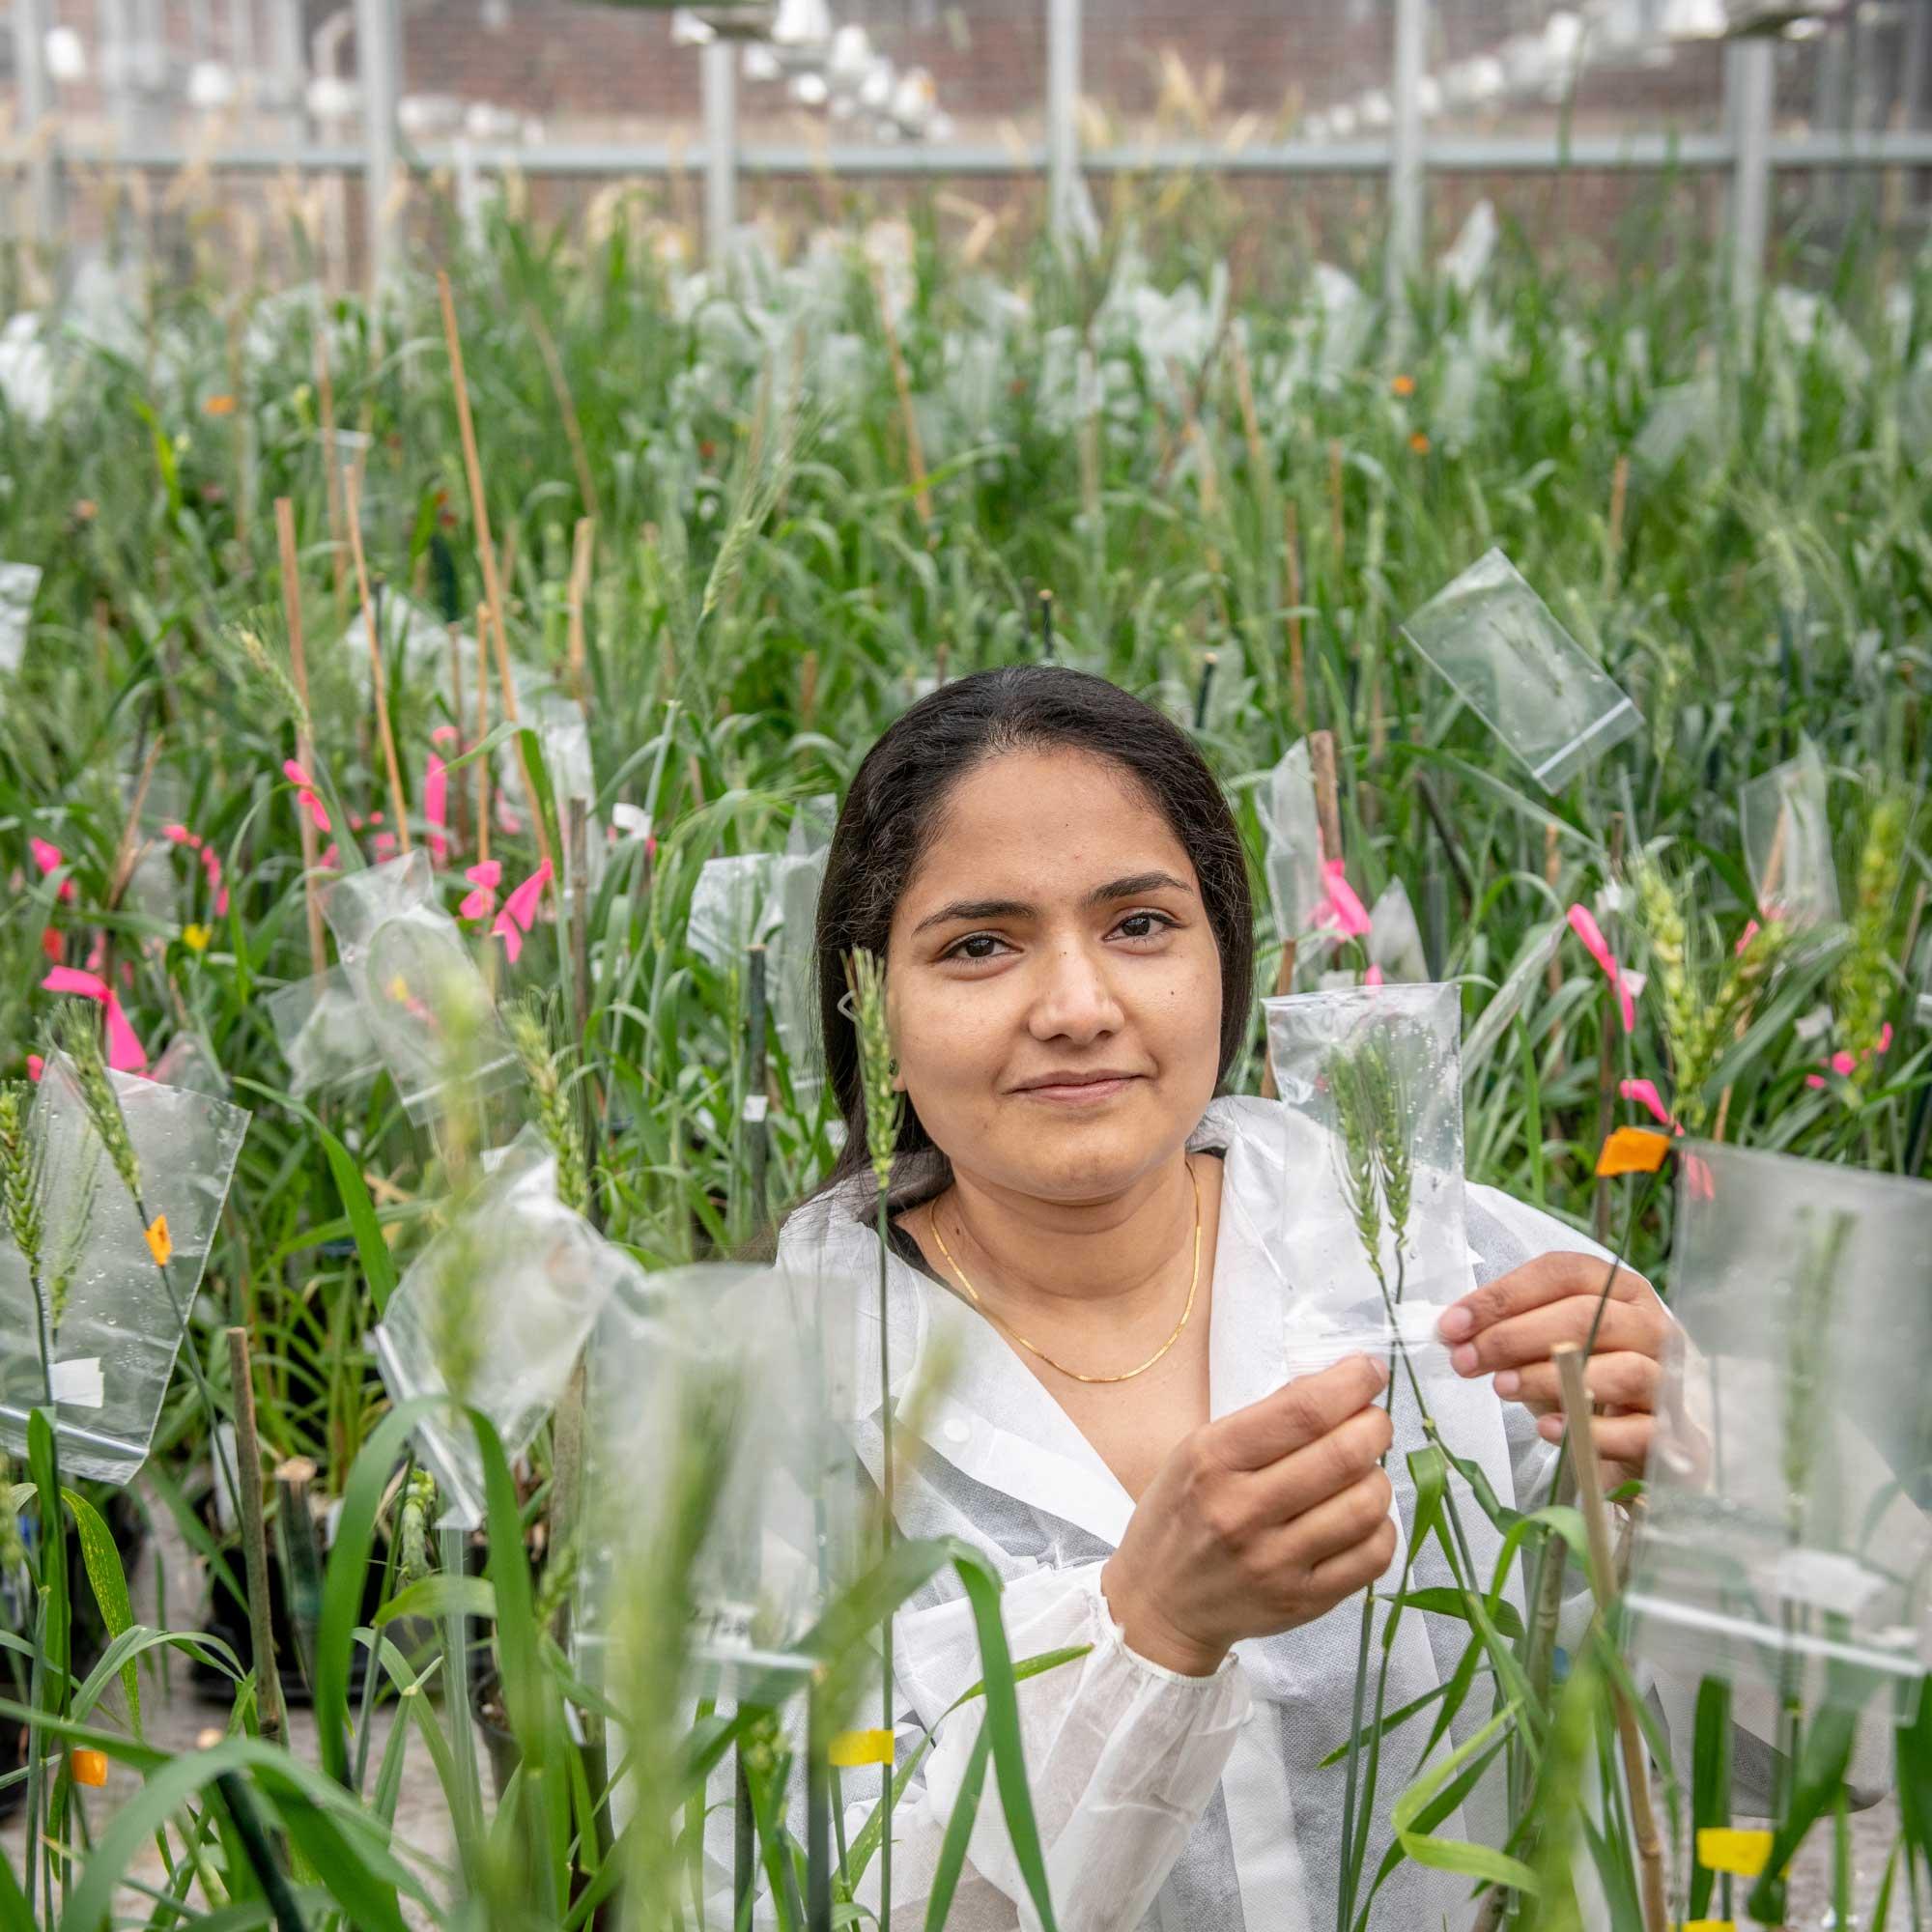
{"left": 924, "top": 1158, "right": 1204, "bottom": 1385}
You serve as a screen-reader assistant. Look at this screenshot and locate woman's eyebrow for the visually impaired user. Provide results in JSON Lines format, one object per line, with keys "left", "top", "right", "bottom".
{"left": 911, "top": 871, "right": 1193, "bottom": 935}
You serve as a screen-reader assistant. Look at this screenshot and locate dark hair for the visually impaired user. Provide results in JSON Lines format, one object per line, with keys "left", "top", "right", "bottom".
{"left": 813, "top": 665, "right": 1255, "bottom": 1193}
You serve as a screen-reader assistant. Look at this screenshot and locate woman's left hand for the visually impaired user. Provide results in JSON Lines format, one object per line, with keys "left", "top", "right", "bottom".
{"left": 1436, "top": 1254, "right": 1671, "bottom": 1489}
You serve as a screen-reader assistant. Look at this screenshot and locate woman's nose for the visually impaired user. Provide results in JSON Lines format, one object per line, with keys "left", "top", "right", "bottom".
{"left": 1026, "top": 940, "right": 1124, "bottom": 1044}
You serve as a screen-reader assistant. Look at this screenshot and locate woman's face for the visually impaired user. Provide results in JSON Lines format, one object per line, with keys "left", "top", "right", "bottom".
{"left": 886, "top": 747, "right": 1224, "bottom": 1206}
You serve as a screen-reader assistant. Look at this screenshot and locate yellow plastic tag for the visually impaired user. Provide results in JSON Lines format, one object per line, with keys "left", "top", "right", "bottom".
{"left": 71, "top": 1747, "right": 108, "bottom": 1788}
{"left": 1680, "top": 1921, "right": 1737, "bottom": 1930}
{"left": 1696, "top": 1826, "right": 1774, "bottom": 1876}
{"left": 828, "top": 1728, "right": 895, "bottom": 1768}
{"left": 1596, "top": 1126, "right": 1673, "bottom": 1177}
{"left": 144, "top": 1215, "right": 172, "bottom": 1267}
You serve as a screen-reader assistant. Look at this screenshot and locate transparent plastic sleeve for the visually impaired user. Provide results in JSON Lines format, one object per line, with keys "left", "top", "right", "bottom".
{"left": 577, "top": 1260, "right": 870, "bottom": 1688}
{"left": 1258, "top": 740, "right": 1325, "bottom": 947}
{"left": 1368, "top": 879, "right": 1429, "bottom": 984}
{"left": 1264, "top": 983, "right": 1470, "bottom": 1378}
{"left": 0, "top": 562, "right": 41, "bottom": 674}
{"left": 321, "top": 851, "right": 516, "bottom": 1122}
{"left": 1461, "top": 918, "right": 1566, "bottom": 1081}
{"left": 1739, "top": 740, "right": 1840, "bottom": 929}
{"left": 532, "top": 691, "right": 605, "bottom": 891}
{"left": 0, "top": 1055, "right": 249, "bottom": 1485}
{"left": 1627, "top": 1142, "right": 1932, "bottom": 1708}
{"left": 1632, "top": 374, "right": 1720, "bottom": 478}
{"left": 267, "top": 967, "right": 383, "bottom": 1098}
{"left": 371, "top": 1129, "right": 639, "bottom": 1530}
{"left": 768, "top": 796, "right": 836, "bottom": 1108}
{"left": 687, "top": 853, "right": 776, "bottom": 971}
{"left": 1399, "top": 548, "right": 1642, "bottom": 791}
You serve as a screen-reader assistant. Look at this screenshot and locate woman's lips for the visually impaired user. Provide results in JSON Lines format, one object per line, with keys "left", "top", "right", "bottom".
{"left": 1010, "top": 1074, "right": 1143, "bottom": 1104}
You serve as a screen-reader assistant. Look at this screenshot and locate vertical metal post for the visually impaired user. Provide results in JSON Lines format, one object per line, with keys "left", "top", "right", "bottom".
{"left": 270, "top": 0, "right": 302, "bottom": 139}
{"left": 354, "top": 0, "right": 397, "bottom": 290}
{"left": 1387, "top": 0, "right": 1427, "bottom": 302}
{"left": 702, "top": 35, "right": 737, "bottom": 266}
{"left": 1046, "top": 0, "right": 1080, "bottom": 242}
{"left": 14, "top": 0, "right": 55, "bottom": 248}
{"left": 1727, "top": 36, "right": 1775, "bottom": 315}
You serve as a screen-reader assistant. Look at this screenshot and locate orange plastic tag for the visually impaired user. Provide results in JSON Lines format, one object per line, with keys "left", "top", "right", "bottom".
{"left": 1596, "top": 1127, "right": 1673, "bottom": 1178}
{"left": 1696, "top": 1827, "right": 1774, "bottom": 1877}
{"left": 144, "top": 1215, "right": 172, "bottom": 1266}
{"left": 829, "top": 1728, "right": 895, "bottom": 1768}
{"left": 71, "top": 1748, "right": 108, "bottom": 1788}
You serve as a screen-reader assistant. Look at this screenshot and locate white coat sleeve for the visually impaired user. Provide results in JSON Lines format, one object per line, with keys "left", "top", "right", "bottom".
{"left": 699, "top": 1559, "right": 1251, "bottom": 1930}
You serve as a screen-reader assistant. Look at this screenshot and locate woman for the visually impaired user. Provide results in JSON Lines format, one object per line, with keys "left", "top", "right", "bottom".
{"left": 776, "top": 666, "right": 1670, "bottom": 1930}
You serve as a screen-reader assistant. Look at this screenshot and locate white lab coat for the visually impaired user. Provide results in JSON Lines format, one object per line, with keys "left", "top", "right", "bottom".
{"left": 759, "top": 1094, "right": 1612, "bottom": 1931}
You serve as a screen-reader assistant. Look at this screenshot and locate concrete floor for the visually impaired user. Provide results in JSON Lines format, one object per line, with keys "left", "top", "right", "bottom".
{"left": 1, "top": 1492, "right": 1903, "bottom": 1928}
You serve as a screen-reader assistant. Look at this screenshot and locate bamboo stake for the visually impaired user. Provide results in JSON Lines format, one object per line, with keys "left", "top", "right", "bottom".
{"left": 1553, "top": 1344, "right": 1669, "bottom": 1932}
{"left": 566, "top": 516, "right": 595, "bottom": 708}
{"left": 1606, "top": 452, "right": 1630, "bottom": 569}
{"left": 1593, "top": 814, "right": 1626, "bottom": 1245}
{"left": 438, "top": 270, "right": 555, "bottom": 885}
{"left": 799, "top": 650, "right": 819, "bottom": 727}
{"left": 342, "top": 466, "right": 412, "bottom": 855}
{"left": 276, "top": 497, "right": 328, "bottom": 976}
{"left": 316, "top": 328, "right": 347, "bottom": 609}
{"left": 225, "top": 1327, "right": 285, "bottom": 1750}
{"left": 1230, "top": 331, "right": 1265, "bottom": 482}
{"left": 1285, "top": 499, "right": 1307, "bottom": 730}
{"left": 1309, "top": 727, "right": 1344, "bottom": 866}
{"left": 868, "top": 257, "right": 930, "bottom": 529}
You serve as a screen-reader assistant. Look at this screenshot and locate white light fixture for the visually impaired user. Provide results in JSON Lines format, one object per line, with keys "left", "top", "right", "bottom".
{"left": 1544, "top": 11, "right": 1584, "bottom": 63}
{"left": 1466, "top": 56, "right": 1506, "bottom": 102}
{"left": 858, "top": 56, "right": 894, "bottom": 111}
{"left": 1328, "top": 103, "right": 1358, "bottom": 137}
{"left": 1417, "top": 75, "right": 1442, "bottom": 116}
{"left": 742, "top": 41, "right": 781, "bottom": 80}
{"left": 45, "top": 25, "right": 87, "bottom": 82}
{"left": 789, "top": 71, "right": 829, "bottom": 104}
{"left": 306, "top": 73, "right": 359, "bottom": 121}
{"left": 828, "top": 24, "right": 870, "bottom": 81}
{"left": 1662, "top": 0, "right": 1728, "bottom": 38}
{"left": 772, "top": 0, "right": 830, "bottom": 45}
{"left": 187, "top": 59, "right": 236, "bottom": 108}
{"left": 670, "top": 10, "right": 716, "bottom": 46}
{"left": 1359, "top": 89, "right": 1392, "bottom": 128}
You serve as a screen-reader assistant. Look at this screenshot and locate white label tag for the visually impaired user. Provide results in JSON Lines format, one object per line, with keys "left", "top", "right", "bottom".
{"left": 611, "top": 803, "right": 653, "bottom": 841}
{"left": 1770, "top": 1547, "right": 1887, "bottom": 1619}
{"left": 49, "top": 1358, "right": 103, "bottom": 1408}
{"left": 742, "top": 1094, "right": 770, "bottom": 1124}
{"left": 693, "top": 1599, "right": 756, "bottom": 1652}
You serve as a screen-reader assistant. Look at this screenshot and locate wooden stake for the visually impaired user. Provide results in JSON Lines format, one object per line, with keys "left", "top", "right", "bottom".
{"left": 1606, "top": 452, "right": 1630, "bottom": 567}
{"left": 226, "top": 1327, "right": 286, "bottom": 1750}
{"left": 1309, "top": 728, "right": 1344, "bottom": 866}
{"left": 1593, "top": 814, "right": 1626, "bottom": 1245}
{"left": 1553, "top": 1344, "right": 1669, "bottom": 1932}
{"left": 1285, "top": 498, "right": 1307, "bottom": 730}
{"left": 799, "top": 650, "right": 818, "bottom": 727}
{"left": 1230, "top": 331, "right": 1265, "bottom": 483}
{"left": 438, "top": 270, "right": 554, "bottom": 885}
{"left": 868, "top": 256, "right": 930, "bottom": 529}
{"left": 342, "top": 466, "right": 412, "bottom": 855}
{"left": 276, "top": 497, "right": 328, "bottom": 975}
{"left": 566, "top": 516, "right": 595, "bottom": 708}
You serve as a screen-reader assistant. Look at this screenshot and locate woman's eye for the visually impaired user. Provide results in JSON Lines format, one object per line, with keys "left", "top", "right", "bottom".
{"left": 1114, "top": 911, "right": 1175, "bottom": 942}
{"left": 946, "top": 932, "right": 1011, "bottom": 962}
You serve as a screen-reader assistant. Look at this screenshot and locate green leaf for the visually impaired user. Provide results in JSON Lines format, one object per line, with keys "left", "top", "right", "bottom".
{"left": 319, "top": 1126, "right": 399, "bottom": 1313}
{"left": 59, "top": 1488, "right": 140, "bottom": 1737}
{"left": 373, "top": 1574, "right": 497, "bottom": 1629}
{"left": 923, "top": 1719, "right": 993, "bottom": 1932}
{"left": 1390, "top": 1587, "right": 1526, "bottom": 1640}
{"left": 1688, "top": 1677, "right": 1732, "bottom": 1920}
{"left": 1391, "top": 1704, "right": 1535, "bottom": 1899}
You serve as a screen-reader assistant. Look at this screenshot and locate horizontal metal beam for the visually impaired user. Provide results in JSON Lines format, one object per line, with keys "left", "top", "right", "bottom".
{"left": 14, "top": 129, "right": 1932, "bottom": 180}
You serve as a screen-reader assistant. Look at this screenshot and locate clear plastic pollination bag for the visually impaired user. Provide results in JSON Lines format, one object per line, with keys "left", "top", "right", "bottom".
{"left": 1400, "top": 548, "right": 1642, "bottom": 791}
{"left": 1258, "top": 739, "right": 1325, "bottom": 949}
{"left": 0, "top": 1054, "right": 250, "bottom": 1485}
{"left": 767, "top": 795, "right": 835, "bottom": 1107}
{"left": 1264, "top": 983, "right": 1469, "bottom": 1378}
{"left": 577, "top": 1260, "right": 870, "bottom": 1687}
{"left": 1739, "top": 739, "right": 1840, "bottom": 929}
{"left": 0, "top": 562, "right": 41, "bottom": 674}
{"left": 321, "top": 851, "right": 515, "bottom": 1122}
{"left": 266, "top": 967, "right": 383, "bottom": 1098}
{"left": 371, "top": 1129, "right": 639, "bottom": 1530}
{"left": 1626, "top": 1142, "right": 1932, "bottom": 1706}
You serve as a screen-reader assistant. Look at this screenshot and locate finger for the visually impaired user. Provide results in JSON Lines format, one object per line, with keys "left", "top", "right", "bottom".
{"left": 1285, "top": 1468, "right": 1397, "bottom": 1569}
{"left": 1493, "top": 1351, "right": 1661, "bottom": 1410}
{"left": 1215, "top": 1354, "right": 1389, "bottom": 1470}
{"left": 1438, "top": 1252, "right": 1652, "bottom": 1345}
{"left": 1537, "top": 1409, "right": 1653, "bottom": 1471}
{"left": 1449, "top": 1297, "right": 1663, "bottom": 1378}
{"left": 1307, "top": 1515, "right": 1400, "bottom": 1601}
{"left": 1248, "top": 1404, "right": 1393, "bottom": 1521}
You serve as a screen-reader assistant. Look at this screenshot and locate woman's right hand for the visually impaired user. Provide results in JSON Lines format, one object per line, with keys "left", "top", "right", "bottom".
{"left": 1099, "top": 1354, "right": 1399, "bottom": 1676}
